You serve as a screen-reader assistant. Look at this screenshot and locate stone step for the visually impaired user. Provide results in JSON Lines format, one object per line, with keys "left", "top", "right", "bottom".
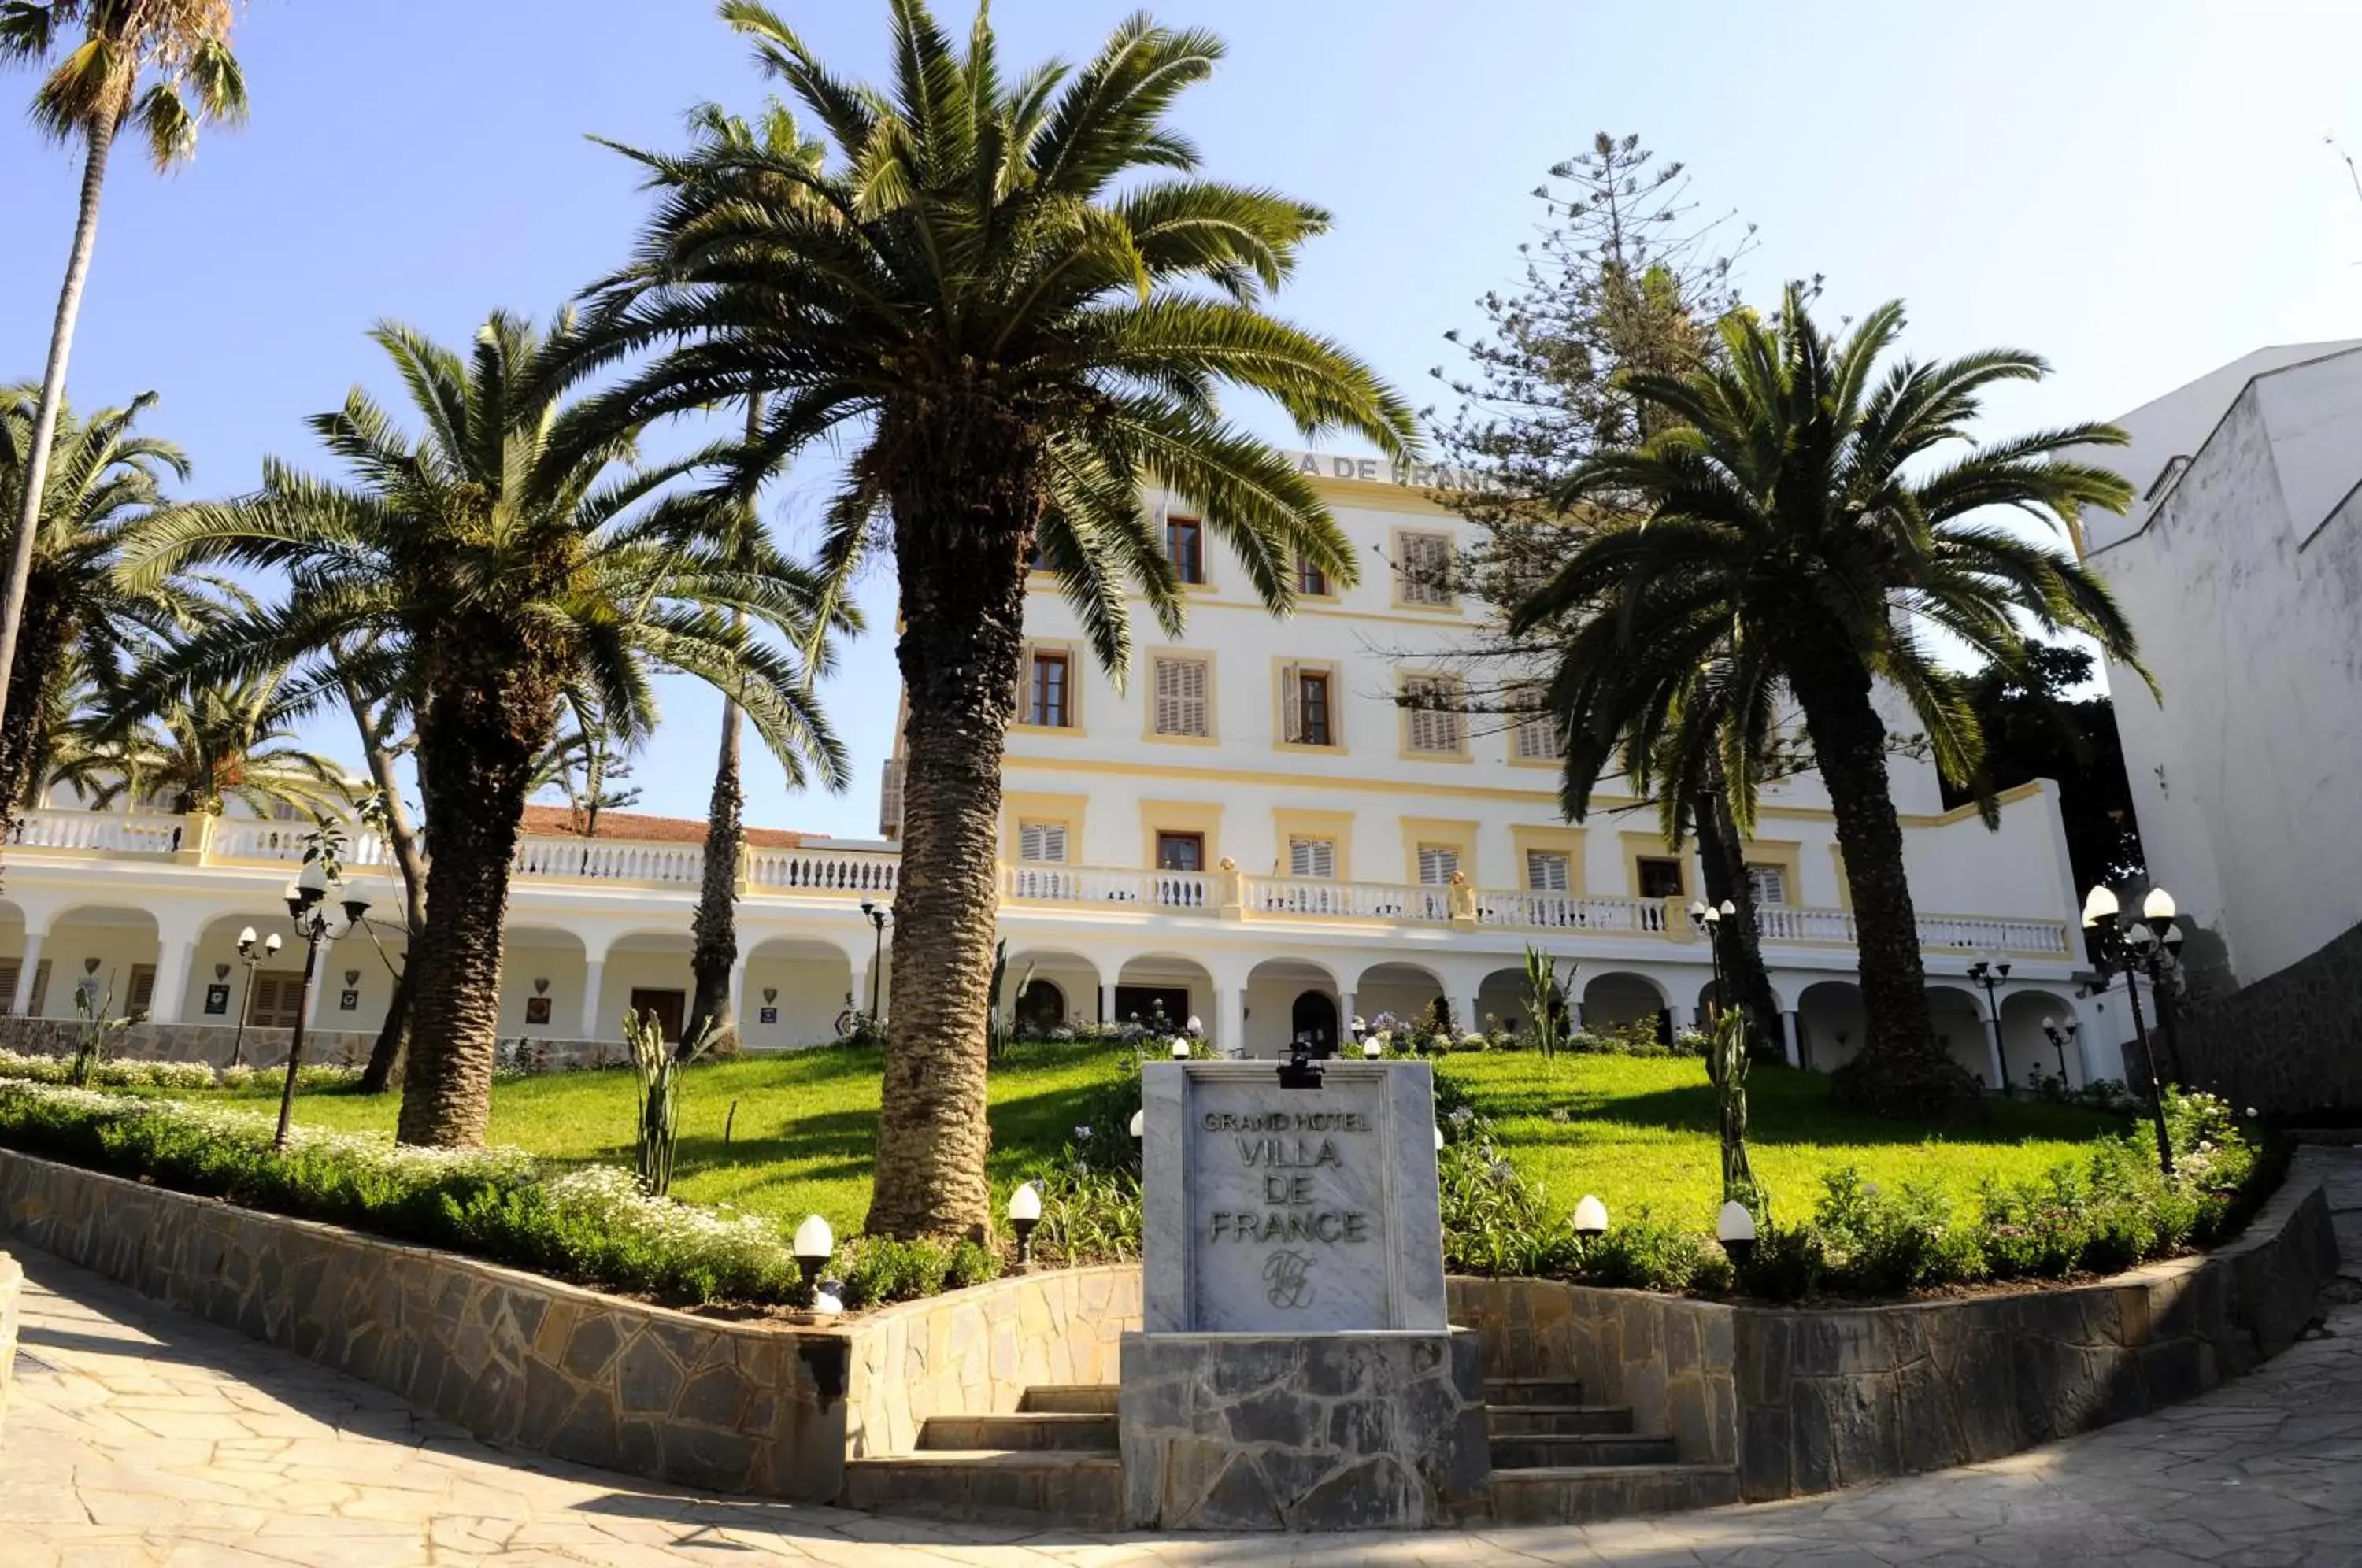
{"left": 1485, "top": 1463, "right": 1742, "bottom": 1525}
{"left": 1483, "top": 1377, "right": 1586, "bottom": 1407}
{"left": 1489, "top": 1432, "right": 1677, "bottom": 1469}
{"left": 1485, "top": 1403, "right": 1634, "bottom": 1437}
{"left": 1018, "top": 1383, "right": 1120, "bottom": 1415}
{"left": 839, "top": 1451, "right": 1122, "bottom": 1528}
{"left": 917, "top": 1412, "right": 1119, "bottom": 1452}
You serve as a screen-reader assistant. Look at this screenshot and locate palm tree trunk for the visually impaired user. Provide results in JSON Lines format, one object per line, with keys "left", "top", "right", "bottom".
{"left": 1691, "top": 775, "right": 1783, "bottom": 1063}
{"left": 0, "top": 116, "right": 116, "bottom": 772}
{"left": 349, "top": 687, "right": 427, "bottom": 1096}
{"left": 864, "top": 449, "right": 1035, "bottom": 1241}
{"left": 396, "top": 671, "right": 548, "bottom": 1147}
{"left": 685, "top": 397, "right": 761, "bottom": 1057}
{"left": 1789, "top": 650, "right": 1979, "bottom": 1121}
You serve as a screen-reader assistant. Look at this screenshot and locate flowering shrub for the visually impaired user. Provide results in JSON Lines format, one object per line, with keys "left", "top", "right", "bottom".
{"left": 0, "top": 1048, "right": 235, "bottom": 1093}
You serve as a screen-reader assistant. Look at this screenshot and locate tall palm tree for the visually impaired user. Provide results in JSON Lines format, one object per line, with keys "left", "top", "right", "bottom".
{"left": 595, "top": 102, "right": 827, "bottom": 1058}
{"left": 118, "top": 308, "right": 848, "bottom": 1148}
{"left": 576, "top": 0, "right": 1418, "bottom": 1238}
{"left": 54, "top": 665, "right": 348, "bottom": 817}
{"left": 1517, "top": 285, "right": 2143, "bottom": 1119}
{"left": 0, "top": 386, "right": 202, "bottom": 815}
{"left": 0, "top": 2, "right": 246, "bottom": 758}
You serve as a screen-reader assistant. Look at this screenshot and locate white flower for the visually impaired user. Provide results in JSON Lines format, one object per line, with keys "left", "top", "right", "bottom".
{"left": 2247, "top": 1107, "right": 2260, "bottom": 1118}
{"left": 1448, "top": 1105, "right": 1475, "bottom": 1126}
{"left": 1074, "top": 1124, "right": 1093, "bottom": 1141}
{"left": 1186, "top": 1015, "right": 1203, "bottom": 1034}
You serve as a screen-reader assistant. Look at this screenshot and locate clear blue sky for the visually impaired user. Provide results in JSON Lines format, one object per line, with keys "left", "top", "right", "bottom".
{"left": 4, "top": 0, "right": 2356, "bottom": 839}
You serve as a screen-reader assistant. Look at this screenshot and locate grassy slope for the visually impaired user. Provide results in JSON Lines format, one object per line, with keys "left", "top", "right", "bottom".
{"left": 281, "top": 1044, "right": 2120, "bottom": 1234}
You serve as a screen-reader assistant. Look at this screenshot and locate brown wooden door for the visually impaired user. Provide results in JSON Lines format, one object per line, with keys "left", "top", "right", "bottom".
{"left": 628, "top": 988, "right": 687, "bottom": 1042}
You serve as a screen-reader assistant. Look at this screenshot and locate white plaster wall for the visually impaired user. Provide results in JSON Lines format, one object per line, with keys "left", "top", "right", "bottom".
{"left": 29, "top": 918, "right": 157, "bottom": 1018}
{"left": 740, "top": 953, "right": 853, "bottom": 1048}
{"left": 1904, "top": 782, "right": 2082, "bottom": 921}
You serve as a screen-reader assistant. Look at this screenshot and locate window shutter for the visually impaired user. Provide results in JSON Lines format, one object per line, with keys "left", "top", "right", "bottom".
{"left": 128, "top": 965, "right": 157, "bottom": 1018}
{"left": 1154, "top": 656, "right": 1209, "bottom": 737}
{"left": 1289, "top": 838, "right": 1336, "bottom": 879}
{"left": 1747, "top": 863, "right": 1789, "bottom": 908}
{"left": 1405, "top": 677, "right": 1465, "bottom": 753}
{"left": 1515, "top": 692, "right": 1564, "bottom": 760}
{"left": 1280, "top": 664, "right": 1303, "bottom": 744}
{"left": 1525, "top": 850, "right": 1570, "bottom": 892}
{"left": 0, "top": 960, "right": 17, "bottom": 1015}
{"left": 1019, "top": 822, "right": 1068, "bottom": 863}
{"left": 1401, "top": 532, "right": 1454, "bottom": 605}
{"left": 1416, "top": 845, "right": 1460, "bottom": 885}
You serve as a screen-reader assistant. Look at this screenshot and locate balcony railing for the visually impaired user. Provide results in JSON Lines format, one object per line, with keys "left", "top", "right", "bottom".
{"left": 4, "top": 807, "right": 2074, "bottom": 954}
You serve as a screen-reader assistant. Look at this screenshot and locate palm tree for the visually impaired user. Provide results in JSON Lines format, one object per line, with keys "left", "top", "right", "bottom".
{"left": 596, "top": 102, "right": 827, "bottom": 1057}
{"left": 0, "top": 386, "right": 202, "bottom": 815}
{"left": 1518, "top": 284, "right": 2143, "bottom": 1119}
{"left": 118, "top": 308, "right": 847, "bottom": 1148}
{"left": 576, "top": 0, "right": 1418, "bottom": 1238}
{"left": 54, "top": 665, "right": 348, "bottom": 817}
{"left": 0, "top": 2, "right": 246, "bottom": 760}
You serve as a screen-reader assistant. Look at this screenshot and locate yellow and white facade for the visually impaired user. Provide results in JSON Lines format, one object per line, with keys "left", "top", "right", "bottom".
{"left": 0, "top": 453, "right": 2112, "bottom": 1089}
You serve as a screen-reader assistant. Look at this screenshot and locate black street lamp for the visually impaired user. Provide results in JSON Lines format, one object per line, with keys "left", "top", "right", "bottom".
{"left": 1687, "top": 899, "right": 1735, "bottom": 1020}
{"left": 230, "top": 925, "right": 284, "bottom": 1068}
{"left": 2082, "top": 884, "right": 2185, "bottom": 1178}
{"left": 273, "top": 862, "right": 369, "bottom": 1150}
{"left": 2041, "top": 1018, "right": 2080, "bottom": 1085}
{"left": 857, "top": 900, "right": 893, "bottom": 1020}
{"left": 1965, "top": 956, "right": 2012, "bottom": 1096}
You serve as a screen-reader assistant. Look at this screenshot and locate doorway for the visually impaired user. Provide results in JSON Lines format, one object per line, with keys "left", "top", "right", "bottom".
{"left": 1290, "top": 990, "right": 1339, "bottom": 1056}
{"left": 1113, "top": 985, "right": 1190, "bottom": 1034}
{"left": 628, "top": 988, "right": 687, "bottom": 1042}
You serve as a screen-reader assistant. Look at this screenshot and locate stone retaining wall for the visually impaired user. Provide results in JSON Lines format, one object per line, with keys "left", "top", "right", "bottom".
{"left": 844, "top": 1264, "right": 1140, "bottom": 1456}
{"left": 0, "top": 1015, "right": 382, "bottom": 1068}
{"left": 0, "top": 1247, "right": 20, "bottom": 1443}
{"left": 2177, "top": 917, "right": 2362, "bottom": 1115}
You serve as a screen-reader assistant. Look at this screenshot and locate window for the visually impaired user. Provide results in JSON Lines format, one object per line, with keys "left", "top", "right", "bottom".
{"left": 1525, "top": 850, "right": 1572, "bottom": 893}
{"left": 1416, "top": 844, "right": 1461, "bottom": 885}
{"left": 248, "top": 972, "right": 307, "bottom": 1029}
{"left": 1746, "top": 862, "right": 1790, "bottom": 908}
{"left": 1166, "top": 515, "right": 1205, "bottom": 584}
{"left": 1402, "top": 675, "right": 1467, "bottom": 755}
{"left": 1027, "top": 650, "right": 1071, "bottom": 727}
{"left": 1283, "top": 665, "right": 1335, "bottom": 747}
{"left": 1017, "top": 820, "right": 1068, "bottom": 863}
{"left": 1637, "top": 856, "right": 1686, "bottom": 899}
{"left": 1398, "top": 531, "right": 1455, "bottom": 606}
{"left": 0, "top": 960, "right": 17, "bottom": 1015}
{"left": 1296, "top": 554, "right": 1328, "bottom": 597}
{"left": 1156, "top": 831, "right": 1205, "bottom": 871}
{"left": 126, "top": 964, "right": 157, "bottom": 1021}
{"left": 1152, "top": 655, "right": 1211, "bottom": 738}
{"left": 1513, "top": 696, "right": 1565, "bottom": 761}
{"left": 1288, "top": 837, "right": 1337, "bottom": 879}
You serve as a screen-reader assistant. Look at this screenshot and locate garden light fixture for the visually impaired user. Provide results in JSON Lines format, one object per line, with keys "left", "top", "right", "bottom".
{"left": 1127, "top": 1108, "right": 1144, "bottom": 1139}
{"left": 274, "top": 867, "right": 369, "bottom": 1150}
{"left": 857, "top": 900, "right": 893, "bottom": 1019}
{"left": 793, "top": 1214, "right": 835, "bottom": 1288}
{"left": 1008, "top": 1182, "right": 1043, "bottom": 1268}
{"left": 1362, "top": 1035, "right": 1383, "bottom": 1060}
{"left": 1433, "top": 1124, "right": 1444, "bottom": 1152}
{"left": 1716, "top": 1200, "right": 1757, "bottom": 1268}
{"left": 1171, "top": 1037, "right": 1191, "bottom": 1060}
{"left": 1574, "top": 1195, "right": 1609, "bottom": 1240}
{"left": 2041, "top": 1018, "right": 2080, "bottom": 1083}
{"left": 230, "top": 927, "right": 283, "bottom": 1070}
{"left": 1964, "top": 955, "right": 2014, "bottom": 1096}
{"left": 2082, "top": 882, "right": 2183, "bottom": 1177}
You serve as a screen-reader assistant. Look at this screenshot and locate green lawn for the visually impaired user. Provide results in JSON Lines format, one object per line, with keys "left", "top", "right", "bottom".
{"left": 279, "top": 1043, "right": 2121, "bottom": 1234}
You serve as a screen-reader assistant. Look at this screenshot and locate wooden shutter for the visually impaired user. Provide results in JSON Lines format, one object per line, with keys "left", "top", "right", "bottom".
{"left": 1018, "top": 821, "right": 1068, "bottom": 863}
{"left": 1747, "top": 863, "right": 1789, "bottom": 908}
{"left": 1405, "top": 677, "right": 1465, "bottom": 753}
{"left": 1288, "top": 838, "right": 1336, "bottom": 879}
{"left": 0, "top": 960, "right": 16, "bottom": 1015}
{"left": 1416, "top": 845, "right": 1460, "bottom": 885}
{"left": 250, "top": 971, "right": 307, "bottom": 1030}
{"left": 1525, "top": 850, "right": 1570, "bottom": 892}
{"left": 1280, "top": 663, "right": 1303, "bottom": 743}
{"left": 1515, "top": 693, "right": 1564, "bottom": 760}
{"left": 1401, "top": 532, "right": 1453, "bottom": 605}
{"left": 127, "top": 964, "right": 157, "bottom": 1019}
{"left": 1153, "top": 656, "right": 1209, "bottom": 738}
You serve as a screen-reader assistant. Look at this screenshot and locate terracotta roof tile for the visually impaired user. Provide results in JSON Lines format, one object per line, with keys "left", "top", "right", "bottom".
{"left": 516, "top": 804, "right": 804, "bottom": 849}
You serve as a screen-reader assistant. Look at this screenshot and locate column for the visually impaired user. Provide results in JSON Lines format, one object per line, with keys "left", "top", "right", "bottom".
{"left": 1780, "top": 1009, "right": 1802, "bottom": 1068}
{"left": 1462, "top": 997, "right": 1484, "bottom": 1041}
{"left": 579, "top": 957, "right": 607, "bottom": 1039}
{"left": 726, "top": 956, "right": 749, "bottom": 1040}
{"left": 1667, "top": 1004, "right": 1694, "bottom": 1037}
{"left": 1338, "top": 992, "right": 1357, "bottom": 1039}
{"left": 1219, "top": 985, "right": 1246, "bottom": 1058}
{"left": 1098, "top": 983, "right": 1112, "bottom": 1024}
{"left": 147, "top": 937, "right": 197, "bottom": 1026}
{"left": 10, "top": 927, "right": 45, "bottom": 1016}
{"left": 302, "top": 941, "right": 330, "bottom": 1027}
{"left": 848, "top": 965, "right": 870, "bottom": 1024}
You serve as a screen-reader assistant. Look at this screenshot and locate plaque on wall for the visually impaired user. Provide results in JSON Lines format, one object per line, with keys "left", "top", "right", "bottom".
{"left": 338, "top": 989, "right": 359, "bottom": 1011}
{"left": 758, "top": 1006, "right": 779, "bottom": 1024}
{"left": 524, "top": 996, "right": 552, "bottom": 1025}
{"left": 202, "top": 984, "right": 231, "bottom": 1016}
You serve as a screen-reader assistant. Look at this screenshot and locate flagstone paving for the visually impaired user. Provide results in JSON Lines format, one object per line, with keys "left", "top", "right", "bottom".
{"left": 6, "top": 1147, "right": 2362, "bottom": 1566}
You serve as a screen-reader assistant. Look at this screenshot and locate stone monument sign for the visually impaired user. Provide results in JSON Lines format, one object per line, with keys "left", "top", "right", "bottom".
{"left": 1138, "top": 1058, "right": 1448, "bottom": 1334}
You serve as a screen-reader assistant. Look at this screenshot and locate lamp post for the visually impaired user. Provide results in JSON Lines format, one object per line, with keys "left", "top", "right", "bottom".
{"left": 273, "top": 862, "right": 369, "bottom": 1150}
{"left": 230, "top": 926, "right": 284, "bottom": 1068}
{"left": 1965, "top": 955, "right": 2013, "bottom": 1096}
{"left": 857, "top": 900, "right": 892, "bottom": 1019}
{"left": 1687, "top": 899, "right": 1734, "bottom": 1021}
{"left": 2082, "top": 884, "right": 2185, "bottom": 1178}
{"left": 1716, "top": 1199, "right": 1757, "bottom": 1270}
{"left": 1008, "top": 1182, "right": 1042, "bottom": 1270}
{"left": 1573, "top": 1194, "right": 1609, "bottom": 1243}
{"left": 2041, "top": 1019, "right": 2080, "bottom": 1086}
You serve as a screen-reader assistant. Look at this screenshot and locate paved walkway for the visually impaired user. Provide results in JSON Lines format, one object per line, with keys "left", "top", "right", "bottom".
{"left": 6, "top": 1150, "right": 2362, "bottom": 1566}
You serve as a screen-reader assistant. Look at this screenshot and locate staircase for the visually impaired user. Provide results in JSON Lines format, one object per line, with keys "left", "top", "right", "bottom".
{"left": 839, "top": 1384, "right": 1123, "bottom": 1528}
{"left": 1481, "top": 1376, "right": 1740, "bottom": 1524}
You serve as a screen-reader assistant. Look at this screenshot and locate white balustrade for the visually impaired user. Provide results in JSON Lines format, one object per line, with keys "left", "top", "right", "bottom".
{"left": 743, "top": 845, "right": 899, "bottom": 896}
{"left": 1003, "top": 864, "right": 1210, "bottom": 909}
{"left": 1472, "top": 889, "right": 1664, "bottom": 933}
{"left": 9, "top": 808, "right": 188, "bottom": 856}
{"left": 1915, "top": 913, "right": 2073, "bottom": 955}
{"left": 1251, "top": 877, "right": 1449, "bottom": 921}
{"left": 1754, "top": 904, "right": 1858, "bottom": 943}
{"left": 513, "top": 835, "right": 703, "bottom": 883}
